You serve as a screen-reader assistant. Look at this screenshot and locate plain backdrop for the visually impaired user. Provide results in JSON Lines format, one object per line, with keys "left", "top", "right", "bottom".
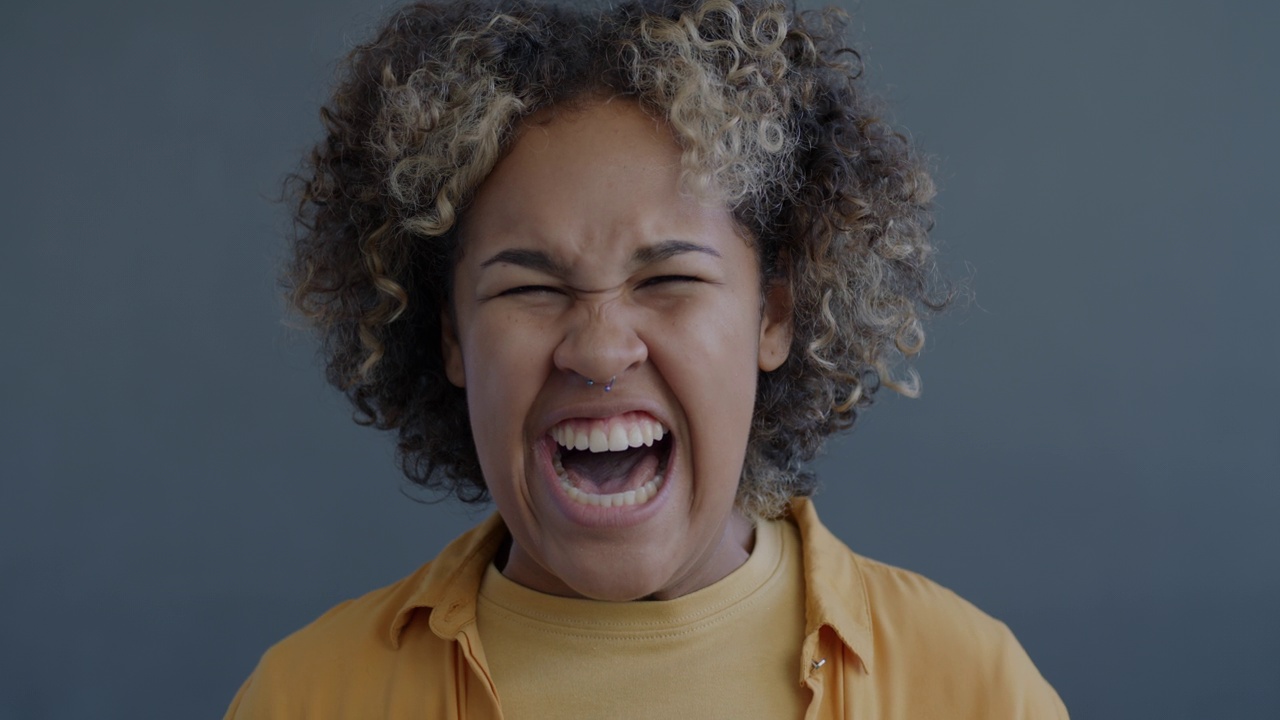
{"left": 2, "top": 0, "right": 1277, "bottom": 718}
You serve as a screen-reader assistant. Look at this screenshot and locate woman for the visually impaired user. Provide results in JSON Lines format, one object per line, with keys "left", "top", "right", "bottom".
{"left": 227, "top": 0, "right": 1068, "bottom": 717}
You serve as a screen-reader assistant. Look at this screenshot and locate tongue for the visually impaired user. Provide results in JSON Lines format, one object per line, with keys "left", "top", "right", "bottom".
{"left": 561, "top": 445, "right": 661, "bottom": 494}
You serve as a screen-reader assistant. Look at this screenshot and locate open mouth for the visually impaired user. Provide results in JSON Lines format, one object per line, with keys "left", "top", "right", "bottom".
{"left": 548, "top": 412, "right": 672, "bottom": 508}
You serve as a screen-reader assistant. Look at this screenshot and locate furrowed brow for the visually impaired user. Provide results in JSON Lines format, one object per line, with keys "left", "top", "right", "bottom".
{"left": 631, "top": 240, "right": 722, "bottom": 266}
{"left": 479, "top": 248, "right": 569, "bottom": 276}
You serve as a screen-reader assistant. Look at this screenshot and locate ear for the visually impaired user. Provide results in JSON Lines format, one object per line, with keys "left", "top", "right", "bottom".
{"left": 757, "top": 280, "right": 792, "bottom": 372}
{"left": 441, "top": 309, "right": 466, "bottom": 388}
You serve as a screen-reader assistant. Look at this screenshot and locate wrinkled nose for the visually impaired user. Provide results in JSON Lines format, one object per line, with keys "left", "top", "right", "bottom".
{"left": 552, "top": 301, "right": 647, "bottom": 388}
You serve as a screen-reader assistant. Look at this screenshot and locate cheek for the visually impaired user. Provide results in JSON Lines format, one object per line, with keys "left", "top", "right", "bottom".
{"left": 653, "top": 298, "right": 762, "bottom": 430}
{"left": 461, "top": 313, "right": 552, "bottom": 448}
{"left": 464, "top": 310, "right": 548, "bottom": 380}
{"left": 658, "top": 295, "right": 760, "bottom": 369}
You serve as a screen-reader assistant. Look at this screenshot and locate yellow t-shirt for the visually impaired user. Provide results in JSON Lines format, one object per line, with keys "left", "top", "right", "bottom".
{"left": 476, "top": 519, "right": 807, "bottom": 719}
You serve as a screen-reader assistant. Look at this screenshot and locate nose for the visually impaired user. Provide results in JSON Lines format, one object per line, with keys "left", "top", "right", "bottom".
{"left": 552, "top": 299, "right": 647, "bottom": 387}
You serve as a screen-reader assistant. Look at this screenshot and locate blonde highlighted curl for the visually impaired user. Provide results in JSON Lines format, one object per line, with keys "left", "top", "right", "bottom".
{"left": 286, "top": 0, "right": 947, "bottom": 519}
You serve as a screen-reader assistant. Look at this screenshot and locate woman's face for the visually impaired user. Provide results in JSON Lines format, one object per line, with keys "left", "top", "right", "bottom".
{"left": 443, "top": 99, "right": 790, "bottom": 601}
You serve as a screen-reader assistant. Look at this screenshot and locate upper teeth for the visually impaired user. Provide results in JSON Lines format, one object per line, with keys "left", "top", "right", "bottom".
{"left": 551, "top": 413, "right": 667, "bottom": 453}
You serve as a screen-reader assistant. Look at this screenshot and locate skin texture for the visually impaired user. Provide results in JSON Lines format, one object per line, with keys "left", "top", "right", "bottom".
{"left": 442, "top": 99, "right": 792, "bottom": 601}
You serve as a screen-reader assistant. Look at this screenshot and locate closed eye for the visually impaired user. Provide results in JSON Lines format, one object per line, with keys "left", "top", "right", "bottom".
{"left": 639, "top": 275, "right": 702, "bottom": 288}
{"left": 498, "top": 285, "right": 564, "bottom": 297}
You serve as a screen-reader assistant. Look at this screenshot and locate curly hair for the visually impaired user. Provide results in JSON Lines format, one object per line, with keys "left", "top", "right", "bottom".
{"left": 286, "top": 0, "right": 945, "bottom": 519}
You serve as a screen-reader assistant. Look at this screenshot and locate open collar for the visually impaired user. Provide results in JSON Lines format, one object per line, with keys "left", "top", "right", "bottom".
{"left": 386, "top": 498, "right": 875, "bottom": 673}
{"left": 790, "top": 497, "right": 876, "bottom": 673}
{"left": 387, "top": 512, "right": 505, "bottom": 648}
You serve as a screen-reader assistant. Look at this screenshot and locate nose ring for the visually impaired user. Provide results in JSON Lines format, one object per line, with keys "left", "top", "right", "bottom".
{"left": 585, "top": 375, "right": 617, "bottom": 392}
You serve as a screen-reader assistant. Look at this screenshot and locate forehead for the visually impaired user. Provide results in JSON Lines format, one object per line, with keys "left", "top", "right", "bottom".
{"left": 459, "top": 99, "right": 745, "bottom": 266}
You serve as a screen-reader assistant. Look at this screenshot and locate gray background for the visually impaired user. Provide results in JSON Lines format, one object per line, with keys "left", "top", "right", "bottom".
{"left": 2, "top": 0, "right": 1276, "bottom": 717}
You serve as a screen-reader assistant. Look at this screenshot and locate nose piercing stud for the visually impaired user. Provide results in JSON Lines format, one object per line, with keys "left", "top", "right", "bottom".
{"left": 584, "top": 375, "right": 617, "bottom": 392}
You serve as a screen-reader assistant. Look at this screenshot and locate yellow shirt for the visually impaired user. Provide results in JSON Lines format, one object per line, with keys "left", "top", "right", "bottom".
{"left": 475, "top": 518, "right": 807, "bottom": 718}
{"left": 225, "top": 499, "right": 1068, "bottom": 719}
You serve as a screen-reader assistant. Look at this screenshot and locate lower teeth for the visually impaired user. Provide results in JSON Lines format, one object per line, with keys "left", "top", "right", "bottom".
{"left": 553, "top": 453, "right": 664, "bottom": 507}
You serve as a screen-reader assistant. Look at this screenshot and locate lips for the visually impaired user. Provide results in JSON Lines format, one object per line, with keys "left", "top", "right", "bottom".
{"left": 547, "top": 412, "right": 671, "bottom": 508}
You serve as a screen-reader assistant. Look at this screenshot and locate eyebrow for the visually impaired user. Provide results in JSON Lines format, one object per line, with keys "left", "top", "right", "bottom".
{"left": 631, "top": 240, "right": 721, "bottom": 265}
{"left": 478, "top": 240, "right": 721, "bottom": 275}
{"left": 479, "top": 248, "right": 569, "bottom": 275}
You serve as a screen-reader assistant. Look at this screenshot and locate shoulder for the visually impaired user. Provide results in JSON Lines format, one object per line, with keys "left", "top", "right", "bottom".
{"left": 853, "top": 554, "right": 1068, "bottom": 717}
{"left": 268, "top": 567, "right": 428, "bottom": 667}
{"left": 224, "top": 563, "right": 446, "bottom": 718}
{"left": 790, "top": 499, "right": 1068, "bottom": 718}
{"left": 854, "top": 552, "right": 1013, "bottom": 655}
{"left": 224, "top": 515, "right": 506, "bottom": 719}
